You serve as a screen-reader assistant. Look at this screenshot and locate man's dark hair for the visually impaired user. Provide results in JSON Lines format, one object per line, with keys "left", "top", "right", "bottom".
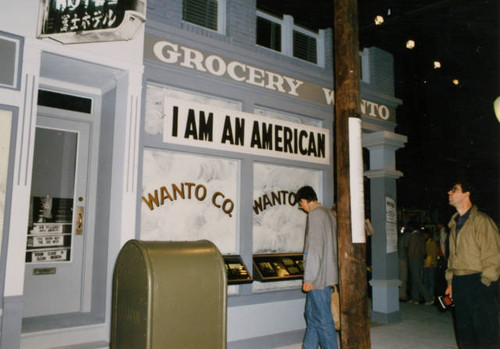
{"left": 422, "top": 227, "right": 432, "bottom": 237}
{"left": 406, "top": 220, "right": 418, "bottom": 232}
{"left": 296, "top": 186, "right": 317, "bottom": 202}
{"left": 453, "top": 178, "right": 474, "bottom": 202}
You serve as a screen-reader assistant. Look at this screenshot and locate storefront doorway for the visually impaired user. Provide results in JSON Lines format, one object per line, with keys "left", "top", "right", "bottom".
{"left": 14, "top": 53, "right": 132, "bottom": 340}
{"left": 23, "top": 111, "right": 95, "bottom": 318}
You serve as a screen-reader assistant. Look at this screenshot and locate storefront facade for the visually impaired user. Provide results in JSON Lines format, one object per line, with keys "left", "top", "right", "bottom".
{"left": 1, "top": 1, "right": 406, "bottom": 348}
{"left": 0, "top": 1, "right": 146, "bottom": 347}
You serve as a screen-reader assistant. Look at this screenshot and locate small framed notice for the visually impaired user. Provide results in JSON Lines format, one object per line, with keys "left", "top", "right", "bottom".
{"left": 385, "top": 196, "right": 397, "bottom": 253}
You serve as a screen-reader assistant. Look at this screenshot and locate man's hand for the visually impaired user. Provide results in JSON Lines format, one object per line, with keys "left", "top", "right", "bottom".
{"left": 303, "top": 282, "right": 314, "bottom": 292}
{"left": 445, "top": 285, "right": 453, "bottom": 299}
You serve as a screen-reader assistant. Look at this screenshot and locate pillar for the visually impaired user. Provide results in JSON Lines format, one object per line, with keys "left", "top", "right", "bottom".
{"left": 363, "top": 131, "right": 407, "bottom": 323}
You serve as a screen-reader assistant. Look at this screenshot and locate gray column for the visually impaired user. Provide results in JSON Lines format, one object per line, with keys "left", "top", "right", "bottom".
{"left": 0, "top": 295, "right": 23, "bottom": 349}
{"left": 363, "top": 131, "right": 407, "bottom": 323}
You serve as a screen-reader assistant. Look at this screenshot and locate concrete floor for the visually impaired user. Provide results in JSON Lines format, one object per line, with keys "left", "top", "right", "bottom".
{"left": 277, "top": 301, "right": 458, "bottom": 348}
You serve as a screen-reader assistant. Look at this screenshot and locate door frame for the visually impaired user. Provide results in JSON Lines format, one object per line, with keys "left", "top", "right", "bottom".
{"left": 23, "top": 114, "right": 91, "bottom": 317}
{"left": 22, "top": 89, "right": 101, "bottom": 325}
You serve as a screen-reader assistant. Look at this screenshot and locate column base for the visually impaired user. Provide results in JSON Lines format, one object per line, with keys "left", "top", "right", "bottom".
{"left": 371, "top": 310, "right": 402, "bottom": 324}
{"left": 1, "top": 295, "right": 23, "bottom": 349}
{"left": 370, "top": 279, "right": 402, "bottom": 324}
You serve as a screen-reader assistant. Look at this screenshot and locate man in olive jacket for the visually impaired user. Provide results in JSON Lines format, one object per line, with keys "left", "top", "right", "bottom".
{"left": 445, "top": 180, "right": 500, "bottom": 348}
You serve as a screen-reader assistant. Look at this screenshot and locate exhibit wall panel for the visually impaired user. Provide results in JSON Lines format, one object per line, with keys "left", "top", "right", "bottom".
{"left": 227, "top": 298, "right": 305, "bottom": 342}
{"left": 252, "top": 163, "right": 321, "bottom": 292}
{"left": 253, "top": 163, "right": 322, "bottom": 254}
{"left": 0, "top": 110, "right": 13, "bottom": 259}
{"left": 141, "top": 84, "right": 243, "bottom": 254}
{"left": 141, "top": 149, "right": 239, "bottom": 254}
{"left": 0, "top": 108, "right": 15, "bottom": 318}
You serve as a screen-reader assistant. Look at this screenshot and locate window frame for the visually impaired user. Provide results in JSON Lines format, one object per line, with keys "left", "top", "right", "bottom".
{"left": 360, "top": 48, "right": 371, "bottom": 84}
{"left": 256, "top": 13, "right": 282, "bottom": 52}
{"left": 256, "top": 10, "right": 325, "bottom": 67}
{"left": 292, "top": 26, "right": 318, "bottom": 64}
{"left": 182, "top": 0, "right": 227, "bottom": 35}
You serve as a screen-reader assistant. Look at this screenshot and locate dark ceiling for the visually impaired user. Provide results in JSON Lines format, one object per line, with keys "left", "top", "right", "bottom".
{"left": 257, "top": 0, "right": 500, "bottom": 222}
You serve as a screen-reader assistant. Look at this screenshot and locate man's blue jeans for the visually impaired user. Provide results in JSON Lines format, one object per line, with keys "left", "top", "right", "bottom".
{"left": 303, "top": 286, "right": 338, "bottom": 349}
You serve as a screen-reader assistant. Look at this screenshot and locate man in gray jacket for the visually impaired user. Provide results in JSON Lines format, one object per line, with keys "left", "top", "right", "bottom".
{"left": 296, "top": 186, "right": 338, "bottom": 349}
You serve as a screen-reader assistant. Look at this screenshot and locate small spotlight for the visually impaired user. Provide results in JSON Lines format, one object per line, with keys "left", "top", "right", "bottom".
{"left": 406, "top": 40, "right": 416, "bottom": 49}
{"left": 374, "top": 15, "right": 384, "bottom": 25}
{"left": 452, "top": 79, "right": 460, "bottom": 85}
{"left": 433, "top": 61, "right": 442, "bottom": 69}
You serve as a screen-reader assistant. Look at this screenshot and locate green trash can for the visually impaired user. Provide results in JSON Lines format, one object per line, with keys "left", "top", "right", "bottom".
{"left": 111, "top": 239, "right": 227, "bottom": 348}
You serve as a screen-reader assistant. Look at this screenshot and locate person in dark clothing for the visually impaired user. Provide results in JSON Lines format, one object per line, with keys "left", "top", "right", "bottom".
{"left": 408, "top": 225, "right": 433, "bottom": 305}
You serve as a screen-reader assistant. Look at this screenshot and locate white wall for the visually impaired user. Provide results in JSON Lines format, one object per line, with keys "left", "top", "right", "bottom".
{"left": 228, "top": 299, "right": 306, "bottom": 342}
{"left": 0, "top": 3, "right": 145, "bottom": 347}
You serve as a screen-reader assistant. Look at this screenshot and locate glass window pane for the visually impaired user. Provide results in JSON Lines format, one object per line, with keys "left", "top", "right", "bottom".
{"left": 183, "top": 0, "right": 218, "bottom": 31}
{"left": 293, "top": 31, "right": 317, "bottom": 63}
{"left": 257, "top": 17, "right": 281, "bottom": 51}
{"left": 31, "top": 128, "right": 77, "bottom": 201}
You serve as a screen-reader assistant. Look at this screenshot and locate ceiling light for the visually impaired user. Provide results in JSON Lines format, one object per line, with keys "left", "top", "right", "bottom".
{"left": 433, "top": 61, "right": 442, "bottom": 69}
{"left": 406, "top": 40, "right": 416, "bottom": 49}
{"left": 452, "top": 79, "right": 460, "bottom": 85}
{"left": 374, "top": 15, "right": 384, "bottom": 25}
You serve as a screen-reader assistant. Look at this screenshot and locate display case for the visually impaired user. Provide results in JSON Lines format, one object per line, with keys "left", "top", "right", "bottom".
{"left": 25, "top": 196, "right": 73, "bottom": 263}
{"left": 252, "top": 253, "right": 304, "bottom": 282}
{"left": 223, "top": 255, "right": 253, "bottom": 284}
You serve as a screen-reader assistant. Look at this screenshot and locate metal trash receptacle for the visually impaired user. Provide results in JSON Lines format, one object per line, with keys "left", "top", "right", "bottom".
{"left": 111, "top": 239, "right": 227, "bottom": 348}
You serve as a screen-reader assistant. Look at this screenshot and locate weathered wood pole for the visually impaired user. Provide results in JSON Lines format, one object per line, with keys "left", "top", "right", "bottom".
{"left": 333, "top": 0, "right": 371, "bottom": 348}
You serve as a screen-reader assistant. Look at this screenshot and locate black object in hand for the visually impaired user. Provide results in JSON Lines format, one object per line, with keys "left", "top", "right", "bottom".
{"left": 437, "top": 295, "right": 454, "bottom": 311}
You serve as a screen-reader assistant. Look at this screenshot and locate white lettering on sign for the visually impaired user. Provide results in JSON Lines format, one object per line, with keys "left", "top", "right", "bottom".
{"left": 142, "top": 182, "right": 235, "bottom": 217}
{"left": 322, "top": 88, "right": 335, "bottom": 105}
{"left": 321, "top": 88, "right": 391, "bottom": 121}
{"left": 360, "top": 99, "right": 390, "bottom": 120}
{"left": 148, "top": 37, "right": 394, "bottom": 122}
{"left": 253, "top": 190, "right": 298, "bottom": 215}
{"left": 153, "top": 41, "right": 304, "bottom": 97}
{"left": 163, "top": 98, "right": 330, "bottom": 165}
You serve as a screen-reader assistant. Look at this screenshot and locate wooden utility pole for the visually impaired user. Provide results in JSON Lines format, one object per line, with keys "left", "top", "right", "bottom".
{"left": 333, "top": 0, "right": 371, "bottom": 348}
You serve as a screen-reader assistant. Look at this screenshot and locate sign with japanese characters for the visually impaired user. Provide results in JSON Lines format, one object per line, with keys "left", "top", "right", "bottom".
{"left": 38, "top": 0, "right": 146, "bottom": 44}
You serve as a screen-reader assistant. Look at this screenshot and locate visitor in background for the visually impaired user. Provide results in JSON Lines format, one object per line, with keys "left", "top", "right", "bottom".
{"left": 423, "top": 228, "right": 438, "bottom": 302}
{"left": 408, "top": 224, "right": 434, "bottom": 305}
{"left": 398, "top": 226, "right": 411, "bottom": 301}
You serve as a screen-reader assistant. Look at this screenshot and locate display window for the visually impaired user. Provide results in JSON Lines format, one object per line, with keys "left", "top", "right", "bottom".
{"left": 141, "top": 149, "right": 239, "bottom": 254}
